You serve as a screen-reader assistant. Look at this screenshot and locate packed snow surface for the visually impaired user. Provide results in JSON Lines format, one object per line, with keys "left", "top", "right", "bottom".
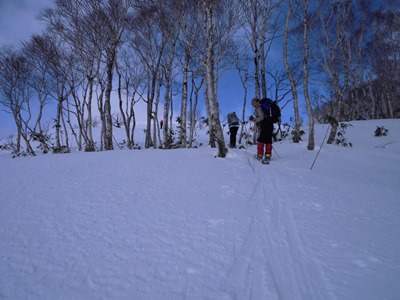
{"left": 1, "top": 119, "right": 399, "bottom": 299}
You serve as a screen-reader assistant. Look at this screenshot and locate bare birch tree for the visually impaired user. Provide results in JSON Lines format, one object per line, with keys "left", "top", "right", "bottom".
{"left": 301, "top": 0, "right": 314, "bottom": 150}
{"left": 283, "top": 0, "right": 302, "bottom": 142}
{"left": 232, "top": 50, "right": 251, "bottom": 145}
{"left": 128, "top": 1, "right": 168, "bottom": 149}
{"left": 313, "top": 0, "right": 352, "bottom": 144}
{"left": 115, "top": 47, "right": 145, "bottom": 149}
{"left": 157, "top": 0, "right": 182, "bottom": 148}
{"left": 94, "top": 1, "right": 130, "bottom": 150}
{"left": 201, "top": 0, "right": 230, "bottom": 157}
{"left": 39, "top": 0, "right": 106, "bottom": 152}
{"left": 188, "top": 76, "right": 204, "bottom": 147}
{"left": 22, "top": 36, "right": 57, "bottom": 153}
{"left": 0, "top": 46, "right": 36, "bottom": 155}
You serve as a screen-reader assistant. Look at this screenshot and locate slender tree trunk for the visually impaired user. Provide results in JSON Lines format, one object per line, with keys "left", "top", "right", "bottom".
{"left": 130, "top": 101, "right": 136, "bottom": 147}
{"left": 153, "top": 73, "right": 162, "bottom": 149}
{"left": 203, "top": 0, "right": 226, "bottom": 157}
{"left": 145, "top": 40, "right": 165, "bottom": 148}
{"left": 302, "top": 0, "right": 314, "bottom": 150}
{"left": 252, "top": 32, "right": 261, "bottom": 99}
{"left": 162, "top": 38, "right": 178, "bottom": 149}
{"left": 116, "top": 63, "right": 134, "bottom": 149}
{"left": 188, "top": 76, "right": 203, "bottom": 148}
{"left": 260, "top": 11, "right": 267, "bottom": 99}
{"left": 15, "top": 114, "right": 22, "bottom": 153}
{"left": 104, "top": 50, "right": 116, "bottom": 150}
{"left": 55, "top": 96, "right": 63, "bottom": 150}
{"left": 97, "top": 80, "right": 106, "bottom": 151}
{"left": 145, "top": 76, "right": 153, "bottom": 149}
{"left": 283, "top": 0, "right": 301, "bottom": 143}
{"left": 203, "top": 80, "right": 215, "bottom": 147}
{"left": 385, "top": 87, "right": 394, "bottom": 118}
{"left": 163, "top": 79, "right": 171, "bottom": 148}
{"left": 238, "top": 73, "right": 248, "bottom": 145}
{"left": 61, "top": 107, "right": 70, "bottom": 153}
{"left": 326, "top": 1, "right": 351, "bottom": 144}
{"left": 87, "top": 79, "right": 95, "bottom": 151}
{"left": 65, "top": 100, "right": 78, "bottom": 151}
{"left": 180, "top": 49, "right": 190, "bottom": 148}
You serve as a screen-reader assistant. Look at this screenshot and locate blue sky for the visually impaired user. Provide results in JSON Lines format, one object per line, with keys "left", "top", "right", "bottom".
{"left": 0, "top": 0, "right": 51, "bottom": 46}
{"left": 0, "top": 0, "right": 51, "bottom": 137}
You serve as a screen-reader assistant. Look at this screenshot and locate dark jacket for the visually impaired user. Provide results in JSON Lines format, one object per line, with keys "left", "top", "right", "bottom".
{"left": 253, "top": 105, "right": 273, "bottom": 144}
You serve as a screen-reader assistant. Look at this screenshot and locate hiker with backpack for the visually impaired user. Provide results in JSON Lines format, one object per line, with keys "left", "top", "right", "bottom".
{"left": 226, "top": 112, "right": 240, "bottom": 148}
{"left": 249, "top": 97, "right": 276, "bottom": 164}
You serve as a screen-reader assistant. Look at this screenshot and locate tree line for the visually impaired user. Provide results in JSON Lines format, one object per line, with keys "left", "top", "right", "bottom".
{"left": 0, "top": 0, "right": 398, "bottom": 157}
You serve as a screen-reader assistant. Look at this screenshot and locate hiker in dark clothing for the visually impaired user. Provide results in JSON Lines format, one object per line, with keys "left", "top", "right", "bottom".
{"left": 250, "top": 98, "right": 273, "bottom": 163}
{"left": 227, "top": 112, "right": 240, "bottom": 148}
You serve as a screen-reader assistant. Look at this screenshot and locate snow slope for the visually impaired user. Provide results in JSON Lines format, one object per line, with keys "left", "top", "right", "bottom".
{"left": 1, "top": 119, "right": 399, "bottom": 299}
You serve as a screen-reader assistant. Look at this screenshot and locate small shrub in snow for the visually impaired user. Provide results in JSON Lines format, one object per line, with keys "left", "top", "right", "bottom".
{"left": 12, "top": 150, "right": 30, "bottom": 158}
{"left": 0, "top": 136, "right": 16, "bottom": 151}
{"left": 335, "top": 123, "right": 353, "bottom": 147}
{"left": 53, "top": 146, "right": 70, "bottom": 154}
{"left": 374, "top": 126, "right": 389, "bottom": 137}
{"left": 30, "top": 131, "right": 52, "bottom": 154}
{"left": 291, "top": 127, "right": 305, "bottom": 142}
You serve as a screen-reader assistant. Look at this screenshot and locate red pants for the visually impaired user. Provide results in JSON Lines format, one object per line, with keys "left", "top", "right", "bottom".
{"left": 257, "top": 143, "right": 272, "bottom": 157}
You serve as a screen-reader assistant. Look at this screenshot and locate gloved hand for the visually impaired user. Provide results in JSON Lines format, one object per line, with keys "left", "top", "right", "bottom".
{"left": 249, "top": 115, "right": 254, "bottom": 121}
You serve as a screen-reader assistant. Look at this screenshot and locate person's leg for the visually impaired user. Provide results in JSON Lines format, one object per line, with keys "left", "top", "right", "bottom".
{"left": 229, "top": 128, "right": 234, "bottom": 147}
{"left": 257, "top": 142, "right": 265, "bottom": 158}
{"left": 265, "top": 123, "right": 274, "bottom": 158}
{"left": 230, "top": 127, "right": 238, "bottom": 147}
{"left": 266, "top": 143, "right": 273, "bottom": 158}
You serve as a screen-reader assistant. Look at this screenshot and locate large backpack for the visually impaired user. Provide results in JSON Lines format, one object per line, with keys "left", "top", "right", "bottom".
{"left": 227, "top": 112, "right": 239, "bottom": 126}
{"left": 260, "top": 98, "right": 281, "bottom": 123}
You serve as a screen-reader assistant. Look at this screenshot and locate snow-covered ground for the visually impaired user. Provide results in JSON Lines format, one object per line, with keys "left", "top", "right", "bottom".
{"left": 1, "top": 119, "right": 399, "bottom": 300}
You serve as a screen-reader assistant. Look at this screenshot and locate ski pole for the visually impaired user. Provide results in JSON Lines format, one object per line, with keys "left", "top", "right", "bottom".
{"left": 273, "top": 146, "right": 280, "bottom": 159}
{"left": 244, "top": 121, "right": 251, "bottom": 155}
{"left": 243, "top": 121, "right": 255, "bottom": 173}
{"left": 310, "top": 124, "right": 330, "bottom": 170}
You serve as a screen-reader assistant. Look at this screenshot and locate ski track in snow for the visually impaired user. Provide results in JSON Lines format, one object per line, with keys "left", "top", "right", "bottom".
{"left": 265, "top": 164, "right": 334, "bottom": 300}
{"left": 224, "top": 153, "right": 333, "bottom": 300}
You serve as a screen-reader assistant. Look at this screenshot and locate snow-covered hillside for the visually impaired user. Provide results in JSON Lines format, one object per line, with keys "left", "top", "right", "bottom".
{"left": 1, "top": 119, "right": 399, "bottom": 299}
